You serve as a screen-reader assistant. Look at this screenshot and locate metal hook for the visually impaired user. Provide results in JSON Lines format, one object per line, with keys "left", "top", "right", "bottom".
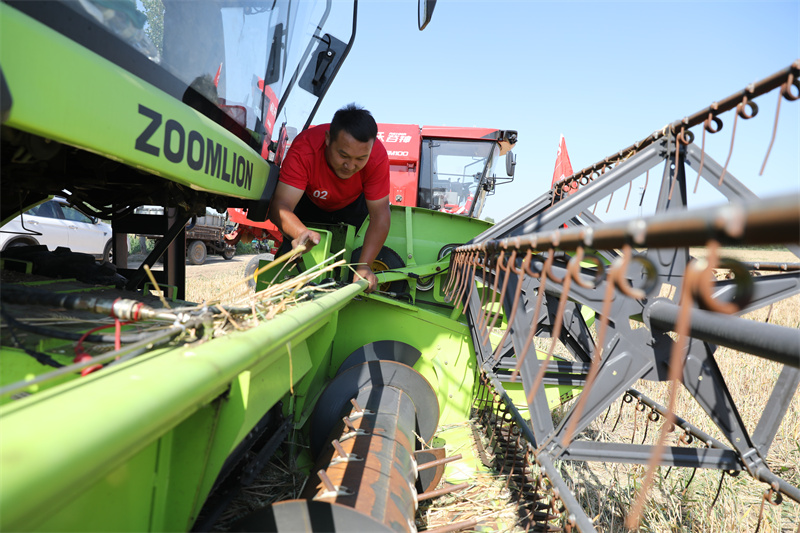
{"left": 511, "top": 254, "right": 551, "bottom": 382}
{"left": 691, "top": 243, "right": 753, "bottom": 314}
{"left": 759, "top": 82, "right": 785, "bottom": 175}
{"left": 605, "top": 191, "right": 615, "bottom": 213}
{"left": 453, "top": 251, "right": 476, "bottom": 311}
{"left": 475, "top": 250, "right": 493, "bottom": 326}
{"left": 448, "top": 250, "right": 470, "bottom": 302}
{"left": 560, "top": 256, "right": 617, "bottom": 448}
{"left": 608, "top": 245, "right": 658, "bottom": 300}
{"left": 492, "top": 249, "right": 531, "bottom": 360}
{"left": 485, "top": 249, "right": 517, "bottom": 342}
{"left": 624, "top": 180, "right": 633, "bottom": 210}
{"left": 566, "top": 250, "right": 606, "bottom": 290}
{"left": 639, "top": 170, "right": 649, "bottom": 207}
{"left": 525, "top": 256, "right": 574, "bottom": 407}
{"left": 479, "top": 249, "right": 506, "bottom": 337}
{"left": 704, "top": 114, "right": 724, "bottom": 134}
{"left": 781, "top": 71, "right": 800, "bottom": 101}
{"left": 543, "top": 249, "right": 566, "bottom": 285}
{"left": 694, "top": 113, "right": 717, "bottom": 194}
{"left": 677, "top": 128, "right": 695, "bottom": 145}
{"left": 737, "top": 95, "right": 759, "bottom": 119}
{"left": 719, "top": 102, "right": 741, "bottom": 187}
{"left": 668, "top": 127, "right": 689, "bottom": 201}
{"left": 444, "top": 251, "right": 463, "bottom": 299}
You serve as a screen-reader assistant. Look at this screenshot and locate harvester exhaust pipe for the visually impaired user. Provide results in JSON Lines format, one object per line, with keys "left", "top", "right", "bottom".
{"left": 231, "top": 360, "right": 466, "bottom": 532}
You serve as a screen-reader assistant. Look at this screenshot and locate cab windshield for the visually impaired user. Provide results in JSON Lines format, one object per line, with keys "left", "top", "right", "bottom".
{"left": 47, "top": 0, "right": 353, "bottom": 146}
{"left": 418, "top": 139, "right": 498, "bottom": 218}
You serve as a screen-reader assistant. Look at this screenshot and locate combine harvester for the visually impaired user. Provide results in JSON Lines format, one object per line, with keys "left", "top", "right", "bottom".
{"left": 1, "top": 0, "right": 798, "bottom": 531}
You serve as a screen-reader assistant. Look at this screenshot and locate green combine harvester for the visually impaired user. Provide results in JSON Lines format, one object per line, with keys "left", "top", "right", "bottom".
{"left": 3, "top": 2, "right": 799, "bottom": 532}
{"left": 0, "top": 1, "right": 580, "bottom": 531}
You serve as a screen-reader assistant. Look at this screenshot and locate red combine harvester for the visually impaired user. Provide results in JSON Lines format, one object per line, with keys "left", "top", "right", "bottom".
{"left": 380, "top": 123, "right": 517, "bottom": 217}
{"left": 225, "top": 207, "right": 283, "bottom": 252}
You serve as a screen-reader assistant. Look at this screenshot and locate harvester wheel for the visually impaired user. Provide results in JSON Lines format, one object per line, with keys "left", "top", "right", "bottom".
{"left": 244, "top": 253, "right": 275, "bottom": 289}
{"left": 187, "top": 240, "right": 207, "bottom": 265}
{"left": 222, "top": 246, "right": 235, "bottom": 260}
{"left": 350, "top": 245, "right": 406, "bottom": 294}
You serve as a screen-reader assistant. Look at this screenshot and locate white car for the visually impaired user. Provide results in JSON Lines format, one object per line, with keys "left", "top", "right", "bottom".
{"left": 0, "top": 198, "right": 113, "bottom": 262}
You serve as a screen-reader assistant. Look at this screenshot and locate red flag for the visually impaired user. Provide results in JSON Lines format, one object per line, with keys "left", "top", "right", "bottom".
{"left": 551, "top": 134, "right": 574, "bottom": 187}
{"left": 213, "top": 63, "right": 222, "bottom": 87}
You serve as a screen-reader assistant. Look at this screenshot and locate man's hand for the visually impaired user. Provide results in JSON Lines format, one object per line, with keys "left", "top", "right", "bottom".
{"left": 269, "top": 183, "right": 322, "bottom": 256}
{"left": 291, "top": 230, "right": 320, "bottom": 254}
{"left": 353, "top": 264, "right": 378, "bottom": 293}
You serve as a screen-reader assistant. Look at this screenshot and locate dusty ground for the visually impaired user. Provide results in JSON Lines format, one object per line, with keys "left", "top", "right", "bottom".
{"left": 689, "top": 247, "right": 798, "bottom": 263}
{"left": 125, "top": 252, "right": 262, "bottom": 276}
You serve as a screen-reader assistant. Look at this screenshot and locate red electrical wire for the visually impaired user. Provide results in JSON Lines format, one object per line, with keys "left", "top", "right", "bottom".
{"left": 73, "top": 320, "right": 132, "bottom": 375}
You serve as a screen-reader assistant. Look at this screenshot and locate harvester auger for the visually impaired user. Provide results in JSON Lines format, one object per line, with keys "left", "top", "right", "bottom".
{"left": 445, "top": 61, "right": 800, "bottom": 531}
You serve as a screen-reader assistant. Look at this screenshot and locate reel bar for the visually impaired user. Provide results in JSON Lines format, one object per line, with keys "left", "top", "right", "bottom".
{"left": 646, "top": 299, "right": 800, "bottom": 368}
{"left": 549, "top": 61, "right": 800, "bottom": 197}
{"left": 457, "top": 194, "right": 800, "bottom": 255}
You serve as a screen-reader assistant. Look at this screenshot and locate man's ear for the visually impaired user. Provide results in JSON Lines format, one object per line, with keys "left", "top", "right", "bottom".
{"left": 324, "top": 130, "right": 330, "bottom": 147}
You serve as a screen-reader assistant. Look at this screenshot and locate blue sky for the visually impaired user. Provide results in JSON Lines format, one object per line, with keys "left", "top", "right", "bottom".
{"left": 316, "top": 0, "right": 800, "bottom": 223}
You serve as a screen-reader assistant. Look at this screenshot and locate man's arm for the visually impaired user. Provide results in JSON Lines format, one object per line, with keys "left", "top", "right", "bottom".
{"left": 268, "top": 182, "right": 320, "bottom": 252}
{"left": 353, "top": 195, "right": 391, "bottom": 292}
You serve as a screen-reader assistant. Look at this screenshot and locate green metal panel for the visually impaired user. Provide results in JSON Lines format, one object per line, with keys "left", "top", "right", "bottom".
{"left": 288, "top": 310, "right": 341, "bottom": 427}
{"left": 0, "top": 5, "right": 269, "bottom": 200}
{"left": 157, "top": 403, "right": 223, "bottom": 531}
{"left": 189, "top": 342, "right": 313, "bottom": 528}
{"left": 0, "top": 282, "right": 364, "bottom": 531}
{"left": 372, "top": 206, "right": 492, "bottom": 266}
{"left": 0, "top": 348, "right": 76, "bottom": 404}
{"left": 31, "top": 441, "right": 160, "bottom": 532}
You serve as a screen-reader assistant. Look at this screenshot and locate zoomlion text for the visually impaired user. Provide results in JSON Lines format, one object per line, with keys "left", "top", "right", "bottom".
{"left": 135, "top": 104, "right": 253, "bottom": 191}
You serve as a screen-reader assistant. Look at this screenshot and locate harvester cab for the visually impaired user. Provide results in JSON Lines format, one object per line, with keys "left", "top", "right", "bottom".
{"left": 381, "top": 124, "right": 518, "bottom": 218}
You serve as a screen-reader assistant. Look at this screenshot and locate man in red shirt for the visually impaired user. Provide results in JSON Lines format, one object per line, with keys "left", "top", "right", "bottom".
{"left": 268, "top": 104, "right": 390, "bottom": 292}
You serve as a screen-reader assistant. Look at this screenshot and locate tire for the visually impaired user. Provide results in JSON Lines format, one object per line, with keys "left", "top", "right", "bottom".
{"left": 222, "top": 246, "right": 235, "bottom": 260}
{"left": 187, "top": 240, "right": 207, "bottom": 265}
{"left": 350, "top": 245, "right": 407, "bottom": 294}
{"left": 102, "top": 240, "right": 113, "bottom": 263}
{"left": 245, "top": 253, "right": 275, "bottom": 289}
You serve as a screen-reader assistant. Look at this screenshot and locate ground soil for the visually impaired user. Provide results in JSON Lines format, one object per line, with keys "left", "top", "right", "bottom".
{"left": 126, "top": 252, "right": 255, "bottom": 275}
{"left": 689, "top": 247, "right": 798, "bottom": 263}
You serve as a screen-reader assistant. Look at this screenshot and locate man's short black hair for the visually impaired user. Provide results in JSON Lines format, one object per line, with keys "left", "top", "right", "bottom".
{"left": 330, "top": 103, "right": 378, "bottom": 143}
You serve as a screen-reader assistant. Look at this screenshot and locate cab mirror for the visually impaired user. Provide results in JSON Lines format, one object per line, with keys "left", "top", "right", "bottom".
{"left": 505, "top": 151, "right": 516, "bottom": 177}
{"left": 418, "top": 0, "right": 437, "bottom": 30}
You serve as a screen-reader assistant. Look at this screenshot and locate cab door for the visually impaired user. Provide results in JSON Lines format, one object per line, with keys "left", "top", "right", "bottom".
{"left": 58, "top": 203, "right": 110, "bottom": 256}
{"left": 24, "top": 200, "right": 72, "bottom": 251}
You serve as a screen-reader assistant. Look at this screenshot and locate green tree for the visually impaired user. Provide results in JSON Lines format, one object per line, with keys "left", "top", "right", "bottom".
{"left": 141, "top": 0, "right": 164, "bottom": 55}
{"left": 484, "top": 216, "right": 495, "bottom": 224}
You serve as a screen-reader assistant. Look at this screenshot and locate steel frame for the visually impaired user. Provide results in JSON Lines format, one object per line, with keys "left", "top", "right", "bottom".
{"left": 456, "top": 66, "right": 800, "bottom": 529}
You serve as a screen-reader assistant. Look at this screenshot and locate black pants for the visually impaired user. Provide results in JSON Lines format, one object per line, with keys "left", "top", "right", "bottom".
{"left": 276, "top": 193, "right": 368, "bottom": 255}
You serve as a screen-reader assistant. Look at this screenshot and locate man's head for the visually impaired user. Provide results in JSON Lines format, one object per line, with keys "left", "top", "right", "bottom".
{"left": 325, "top": 104, "right": 378, "bottom": 180}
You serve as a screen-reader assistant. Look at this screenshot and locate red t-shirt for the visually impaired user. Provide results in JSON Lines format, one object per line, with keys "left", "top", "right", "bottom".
{"left": 278, "top": 124, "right": 390, "bottom": 211}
